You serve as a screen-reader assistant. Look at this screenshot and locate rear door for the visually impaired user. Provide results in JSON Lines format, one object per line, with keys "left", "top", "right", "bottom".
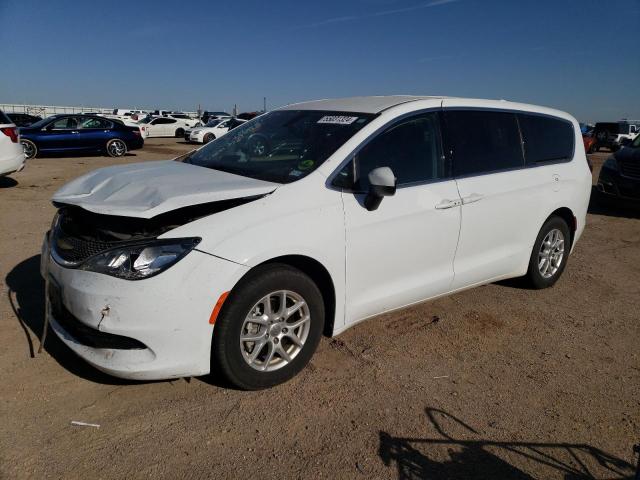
{"left": 442, "top": 105, "right": 552, "bottom": 288}
{"left": 76, "top": 117, "right": 115, "bottom": 150}
{"left": 338, "top": 111, "right": 462, "bottom": 322}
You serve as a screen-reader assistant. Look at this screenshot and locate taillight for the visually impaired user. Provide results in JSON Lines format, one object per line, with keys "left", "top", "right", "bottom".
{"left": 1, "top": 127, "right": 18, "bottom": 143}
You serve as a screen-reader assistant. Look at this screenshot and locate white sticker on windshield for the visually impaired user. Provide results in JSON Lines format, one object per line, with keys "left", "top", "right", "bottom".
{"left": 317, "top": 116, "right": 359, "bottom": 125}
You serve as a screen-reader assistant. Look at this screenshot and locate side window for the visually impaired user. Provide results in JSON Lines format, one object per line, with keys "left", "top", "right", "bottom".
{"left": 50, "top": 117, "right": 78, "bottom": 130}
{"left": 444, "top": 110, "right": 524, "bottom": 177}
{"left": 79, "top": 117, "right": 112, "bottom": 129}
{"left": 335, "top": 112, "right": 445, "bottom": 189}
{"left": 518, "top": 114, "right": 574, "bottom": 164}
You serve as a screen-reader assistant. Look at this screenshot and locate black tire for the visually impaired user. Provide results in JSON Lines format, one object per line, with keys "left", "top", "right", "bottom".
{"left": 204, "top": 133, "right": 215, "bottom": 143}
{"left": 588, "top": 142, "right": 598, "bottom": 154}
{"left": 106, "top": 138, "right": 127, "bottom": 157}
{"left": 21, "top": 139, "right": 38, "bottom": 159}
{"left": 212, "top": 264, "right": 324, "bottom": 390}
{"left": 175, "top": 128, "right": 185, "bottom": 137}
{"left": 524, "top": 216, "right": 571, "bottom": 289}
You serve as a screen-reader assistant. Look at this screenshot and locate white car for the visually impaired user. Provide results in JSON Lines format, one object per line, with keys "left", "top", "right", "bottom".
{"left": 186, "top": 118, "right": 245, "bottom": 143}
{"left": 0, "top": 110, "right": 26, "bottom": 177}
{"left": 41, "top": 96, "right": 591, "bottom": 389}
{"left": 166, "top": 113, "right": 199, "bottom": 128}
{"left": 139, "top": 116, "right": 193, "bottom": 138}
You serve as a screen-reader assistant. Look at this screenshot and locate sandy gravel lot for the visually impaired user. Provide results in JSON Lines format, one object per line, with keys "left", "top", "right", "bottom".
{"left": 1, "top": 139, "right": 638, "bottom": 479}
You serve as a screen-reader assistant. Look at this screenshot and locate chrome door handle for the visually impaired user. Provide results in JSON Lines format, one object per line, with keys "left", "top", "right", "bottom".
{"left": 71, "top": 131, "right": 79, "bottom": 134}
{"left": 462, "top": 193, "right": 483, "bottom": 205}
{"left": 435, "top": 199, "right": 462, "bottom": 209}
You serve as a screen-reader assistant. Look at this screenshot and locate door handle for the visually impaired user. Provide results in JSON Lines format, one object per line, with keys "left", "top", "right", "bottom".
{"left": 435, "top": 199, "right": 462, "bottom": 209}
{"left": 71, "top": 131, "right": 79, "bottom": 134}
{"left": 462, "top": 193, "right": 483, "bottom": 205}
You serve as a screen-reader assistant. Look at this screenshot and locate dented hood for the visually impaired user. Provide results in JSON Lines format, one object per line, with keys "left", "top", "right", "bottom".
{"left": 52, "top": 160, "right": 279, "bottom": 218}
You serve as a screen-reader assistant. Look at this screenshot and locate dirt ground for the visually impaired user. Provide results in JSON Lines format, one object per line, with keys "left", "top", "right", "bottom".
{"left": 1, "top": 139, "right": 638, "bottom": 479}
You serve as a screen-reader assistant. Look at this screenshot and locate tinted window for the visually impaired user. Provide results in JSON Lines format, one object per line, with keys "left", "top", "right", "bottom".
{"left": 79, "top": 117, "right": 113, "bottom": 129}
{"left": 50, "top": 117, "right": 78, "bottom": 129}
{"left": 444, "top": 110, "right": 524, "bottom": 177}
{"left": 335, "top": 112, "right": 445, "bottom": 189}
{"left": 518, "top": 114, "right": 574, "bottom": 164}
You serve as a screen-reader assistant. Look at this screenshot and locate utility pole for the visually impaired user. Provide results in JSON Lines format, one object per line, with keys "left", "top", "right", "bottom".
{"left": 263, "top": 97, "right": 267, "bottom": 112}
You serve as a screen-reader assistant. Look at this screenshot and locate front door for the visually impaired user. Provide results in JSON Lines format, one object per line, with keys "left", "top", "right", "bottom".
{"left": 40, "top": 116, "right": 81, "bottom": 151}
{"left": 339, "top": 111, "right": 461, "bottom": 323}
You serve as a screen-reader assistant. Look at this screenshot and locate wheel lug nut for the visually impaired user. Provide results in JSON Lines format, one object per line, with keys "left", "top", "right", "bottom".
{"left": 282, "top": 328, "right": 288, "bottom": 333}
{"left": 273, "top": 338, "right": 279, "bottom": 344}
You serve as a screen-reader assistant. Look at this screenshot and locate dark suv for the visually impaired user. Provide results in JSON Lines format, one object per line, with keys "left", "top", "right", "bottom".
{"left": 597, "top": 134, "right": 640, "bottom": 205}
{"left": 592, "top": 121, "right": 639, "bottom": 152}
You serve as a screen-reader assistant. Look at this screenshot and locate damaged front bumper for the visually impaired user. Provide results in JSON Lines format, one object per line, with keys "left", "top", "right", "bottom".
{"left": 40, "top": 234, "right": 248, "bottom": 380}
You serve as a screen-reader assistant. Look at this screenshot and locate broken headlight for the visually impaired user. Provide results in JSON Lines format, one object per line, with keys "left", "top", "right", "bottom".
{"left": 80, "top": 238, "right": 201, "bottom": 280}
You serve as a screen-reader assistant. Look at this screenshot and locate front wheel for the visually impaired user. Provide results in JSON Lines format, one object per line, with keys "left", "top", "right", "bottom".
{"left": 203, "top": 133, "right": 215, "bottom": 143}
{"left": 524, "top": 216, "right": 571, "bottom": 289}
{"left": 212, "top": 264, "right": 324, "bottom": 390}
{"left": 175, "top": 128, "right": 185, "bottom": 137}
{"left": 106, "top": 138, "right": 127, "bottom": 157}
{"left": 21, "top": 139, "right": 38, "bottom": 159}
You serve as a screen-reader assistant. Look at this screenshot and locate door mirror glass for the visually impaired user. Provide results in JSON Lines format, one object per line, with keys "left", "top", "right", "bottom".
{"left": 364, "top": 166, "right": 397, "bottom": 211}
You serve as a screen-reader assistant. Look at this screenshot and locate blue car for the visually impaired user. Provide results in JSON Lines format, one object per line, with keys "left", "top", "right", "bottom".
{"left": 19, "top": 114, "right": 144, "bottom": 159}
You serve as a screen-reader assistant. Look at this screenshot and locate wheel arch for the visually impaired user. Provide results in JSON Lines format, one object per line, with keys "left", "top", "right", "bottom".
{"left": 238, "top": 254, "right": 337, "bottom": 338}
{"left": 546, "top": 207, "right": 576, "bottom": 248}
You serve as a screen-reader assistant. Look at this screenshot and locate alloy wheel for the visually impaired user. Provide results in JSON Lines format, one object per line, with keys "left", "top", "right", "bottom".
{"left": 538, "top": 228, "right": 565, "bottom": 278}
{"left": 108, "top": 139, "right": 126, "bottom": 157}
{"left": 239, "top": 290, "right": 311, "bottom": 372}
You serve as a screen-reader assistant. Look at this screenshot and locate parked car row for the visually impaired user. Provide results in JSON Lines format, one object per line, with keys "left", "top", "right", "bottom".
{"left": 184, "top": 117, "right": 247, "bottom": 144}
{"left": 582, "top": 120, "right": 640, "bottom": 153}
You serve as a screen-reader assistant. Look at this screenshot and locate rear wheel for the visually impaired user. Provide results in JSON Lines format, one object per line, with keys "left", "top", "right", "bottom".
{"left": 204, "top": 133, "right": 215, "bottom": 143}
{"left": 106, "top": 138, "right": 127, "bottom": 157}
{"left": 21, "top": 139, "right": 37, "bottom": 159}
{"left": 524, "top": 216, "right": 571, "bottom": 289}
{"left": 175, "top": 128, "right": 185, "bottom": 137}
{"left": 212, "top": 264, "right": 324, "bottom": 390}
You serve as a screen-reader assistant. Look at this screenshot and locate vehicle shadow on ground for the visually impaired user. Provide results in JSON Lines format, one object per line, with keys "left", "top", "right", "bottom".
{"left": 0, "top": 176, "right": 18, "bottom": 188}
{"left": 588, "top": 187, "right": 640, "bottom": 219}
{"left": 5, "top": 255, "right": 144, "bottom": 385}
{"left": 379, "top": 408, "right": 637, "bottom": 480}
{"left": 33, "top": 151, "right": 138, "bottom": 160}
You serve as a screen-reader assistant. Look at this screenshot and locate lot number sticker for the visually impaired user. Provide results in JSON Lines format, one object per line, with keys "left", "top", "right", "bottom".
{"left": 317, "top": 116, "right": 359, "bottom": 125}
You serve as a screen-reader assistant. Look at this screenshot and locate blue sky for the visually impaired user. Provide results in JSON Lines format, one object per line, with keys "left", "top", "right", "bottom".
{"left": 1, "top": 0, "right": 638, "bottom": 122}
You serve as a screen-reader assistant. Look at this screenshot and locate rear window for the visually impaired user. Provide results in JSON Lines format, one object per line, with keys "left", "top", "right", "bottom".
{"left": 444, "top": 110, "right": 524, "bottom": 177}
{"left": 518, "top": 114, "right": 574, "bottom": 164}
{"left": 0, "top": 110, "right": 12, "bottom": 124}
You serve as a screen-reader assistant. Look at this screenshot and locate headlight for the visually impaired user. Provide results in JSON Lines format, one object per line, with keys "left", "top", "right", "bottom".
{"left": 603, "top": 157, "right": 618, "bottom": 171}
{"left": 80, "top": 238, "right": 200, "bottom": 280}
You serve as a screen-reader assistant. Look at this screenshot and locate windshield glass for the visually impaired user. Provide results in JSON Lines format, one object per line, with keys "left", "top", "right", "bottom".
{"left": 183, "top": 110, "right": 375, "bottom": 183}
{"left": 632, "top": 134, "right": 640, "bottom": 148}
{"left": 138, "top": 117, "right": 151, "bottom": 124}
{"left": 205, "top": 119, "right": 223, "bottom": 127}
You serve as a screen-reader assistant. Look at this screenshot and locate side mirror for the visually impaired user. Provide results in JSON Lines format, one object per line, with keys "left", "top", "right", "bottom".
{"left": 364, "top": 166, "right": 397, "bottom": 211}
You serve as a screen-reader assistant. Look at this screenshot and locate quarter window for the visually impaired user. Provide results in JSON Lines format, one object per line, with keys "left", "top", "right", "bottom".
{"left": 335, "top": 112, "right": 445, "bottom": 189}
{"left": 444, "top": 110, "right": 524, "bottom": 177}
{"left": 518, "top": 114, "right": 574, "bottom": 164}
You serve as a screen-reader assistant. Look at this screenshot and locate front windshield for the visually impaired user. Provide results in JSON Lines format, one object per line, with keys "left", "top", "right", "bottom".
{"left": 138, "top": 117, "right": 151, "bottom": 124}
{"left": 632, "top": 134, "right": 640, "bottom": 148}
{"left": 183, "top": 110, "right": 375, "bottom": 183}
{"left": 205, "top": 119, "right": 223, "bottom": 127}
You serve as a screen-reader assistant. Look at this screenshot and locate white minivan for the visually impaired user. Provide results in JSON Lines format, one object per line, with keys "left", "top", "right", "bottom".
{"left": 41, "top": 96, "right": 591, "bottom": 389}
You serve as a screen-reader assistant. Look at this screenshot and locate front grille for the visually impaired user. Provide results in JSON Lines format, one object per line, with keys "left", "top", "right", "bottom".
{"left": 48, "top": 281, "right": 146, "bottom": 350}
{"left": 51, "top": 210, "right": 125, "bottom": 265}
{"left": 52, "top": 229, "right": 116, "bottom": 264}
{"left": 619, "top": 160, "right": 640, "bottom": 179}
